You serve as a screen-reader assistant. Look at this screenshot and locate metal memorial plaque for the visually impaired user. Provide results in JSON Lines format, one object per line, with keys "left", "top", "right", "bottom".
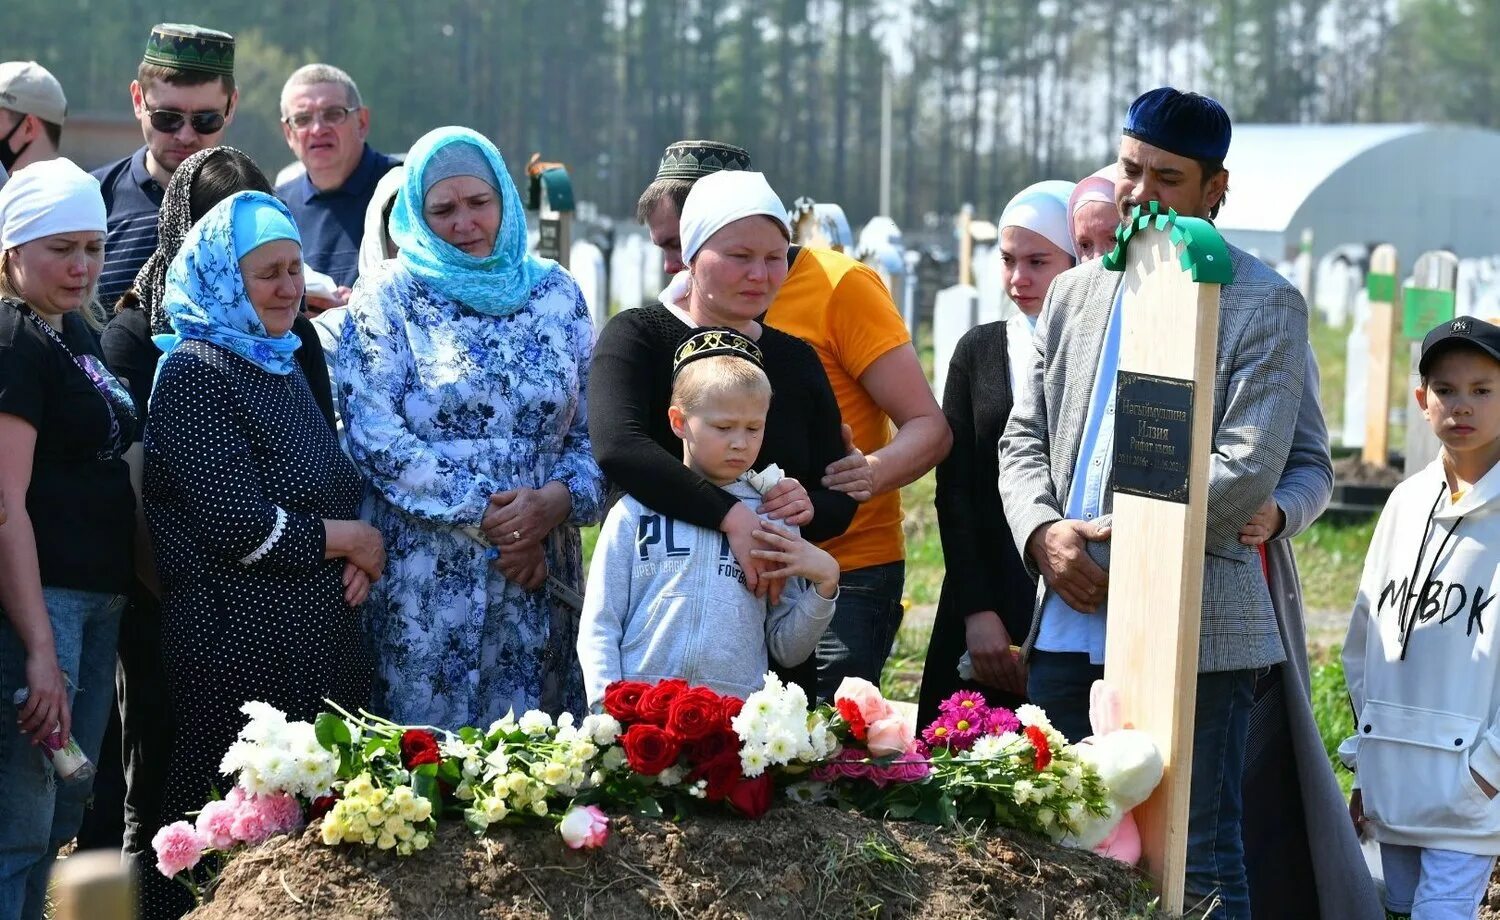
{"left": 1114, "top": 371, "right": 1194, "bottom": 504}
{"left": 538, "top": 216, "right": 563, "bottom": 261}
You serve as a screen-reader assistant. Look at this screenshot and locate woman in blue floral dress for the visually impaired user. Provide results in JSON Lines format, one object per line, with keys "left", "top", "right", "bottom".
{"left": 339, "top": 127, "right": 604, "bottom": 729}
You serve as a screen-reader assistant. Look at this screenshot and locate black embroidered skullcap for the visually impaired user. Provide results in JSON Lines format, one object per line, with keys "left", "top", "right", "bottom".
{"left": 672, "top": 327, "right": 764, "bottom": 377}
{"left": 143, "top": 24, "right": 236, "bottom": 77}
{"left": 1123, "top": 87, "right": 1231, "bottom": 161}
{"left": 654, "top": 140, "right": 752, "bottom": 182}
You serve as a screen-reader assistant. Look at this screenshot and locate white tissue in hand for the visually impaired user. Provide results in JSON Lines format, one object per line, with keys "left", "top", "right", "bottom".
{"left": 745, "top": 464, "right": 785, "bottom": 495}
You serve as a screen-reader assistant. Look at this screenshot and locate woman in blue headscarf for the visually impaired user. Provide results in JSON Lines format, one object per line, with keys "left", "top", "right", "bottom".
{"left": 338, "top": 127, "right": 604, "bottom": 729}
{"left": 142, "top": 190, "right": 384, "bottom": 920}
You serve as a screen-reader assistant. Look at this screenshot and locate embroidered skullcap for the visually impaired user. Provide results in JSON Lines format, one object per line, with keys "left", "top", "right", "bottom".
{"left": 999, "top": 180, "right": 1077, "bottom": 260}
{"left": 143, "top": 24, "right": 236, "bottom": 76}
{"left": 0, "top": 157, "right": 105, "bottom": 249}
{"left": 1123, "top": 87, "right": 1231, "bottom": 161}
{"left": 673, "top": 326, "right": 764, "bottom": 377}
{"left": 679, "top": 170, "right": 789, "bottom": 266}
{"left": 654, "top": 139, "right": 752, "bottom": 182}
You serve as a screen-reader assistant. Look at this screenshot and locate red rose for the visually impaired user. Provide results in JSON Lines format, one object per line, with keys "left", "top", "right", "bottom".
{"left": 686, "top": 728, "right": 740, "bottom": 766}
{"left": 726, "top": 774, "right": 773, "bottom": 818}
{"left": 309, "top": 794, "right": 340, "bottom": 820}
{"left": 619, "top": 723, "right": 682, "bottom": 776}
{"left": 837, "top": 698, "right": 868, "bottom": 741}
{"left": 690, "top": 750, "right": 743, "bottom": 802}
{"left": 667, "top": 687, "right": 725, "bottom": 741}
{"left": 721, "top": 696, "right": 745, "bottom": 722}
{"left": 636, "top": 679, "right": 689, "bottom": 726}
{"left": 1025, "top": 725, "right": 1052, "bottom": 772}
{"left": 603, "top": 680, "right": 653, "bottom": 722}
{"left": 399, "top": 729, "right": 442, "bottom": 769}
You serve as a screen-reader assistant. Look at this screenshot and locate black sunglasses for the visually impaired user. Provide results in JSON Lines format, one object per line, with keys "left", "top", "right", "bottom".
{"left": 143, "top": 102, "right": 228, "bottom": 135}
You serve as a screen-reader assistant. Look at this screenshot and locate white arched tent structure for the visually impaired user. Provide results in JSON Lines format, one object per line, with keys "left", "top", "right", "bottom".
{"left": 1216, "top": 124, "right": 1500, "bottom": 263}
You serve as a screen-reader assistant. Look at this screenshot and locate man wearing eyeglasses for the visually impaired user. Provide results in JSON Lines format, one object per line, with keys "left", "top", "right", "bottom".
{"left": 274, "top": 64, "right": 400, "bottom": 297}
{"left": 91, "top": 24, "right": 237, "bottom": 310}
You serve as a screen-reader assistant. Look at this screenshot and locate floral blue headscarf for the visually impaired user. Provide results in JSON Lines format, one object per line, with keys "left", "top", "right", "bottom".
{"left": 153, "top": 191, "right": 303, "bottom": 380}
{"left": 389, "top": 126, "right": 556, "bottom": 317}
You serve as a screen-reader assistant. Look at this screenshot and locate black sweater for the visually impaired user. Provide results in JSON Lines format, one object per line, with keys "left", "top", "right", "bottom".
{"left": 917, "top": 321, "right": 1037, "bottom": 725}
{"left": 588, "top": 303, "right": 856, "bottom": 543}
{"left": 101, "top": 307, "right": 336, "bottom": 440}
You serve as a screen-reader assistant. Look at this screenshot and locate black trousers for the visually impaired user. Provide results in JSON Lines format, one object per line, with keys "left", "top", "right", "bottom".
{"left": 74, "top": 586, "right": 172, "bottom": 874}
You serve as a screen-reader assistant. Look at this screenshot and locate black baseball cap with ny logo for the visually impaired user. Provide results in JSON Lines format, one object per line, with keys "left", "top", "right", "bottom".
{"left": 1419, "top": 316, "right": 1500, "bottom": 376}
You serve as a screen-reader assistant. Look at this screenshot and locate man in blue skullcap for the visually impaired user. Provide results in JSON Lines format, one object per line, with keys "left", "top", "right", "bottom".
{"left": 998, "top": 87, "right": 1344, "bottom": 919}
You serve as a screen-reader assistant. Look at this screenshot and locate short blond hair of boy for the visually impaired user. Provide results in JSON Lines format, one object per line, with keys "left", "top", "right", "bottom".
{"left": 670, "top": 354, "right": 772, "bottom": 414}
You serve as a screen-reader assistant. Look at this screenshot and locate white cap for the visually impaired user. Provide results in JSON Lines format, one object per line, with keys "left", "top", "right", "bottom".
{"left": 0, "top": 62, "right": 67, "bottom": 125}
{"left": 679, "top": 170, "right": 790, "bottom": 265}
{"left": 0, "top": 158, "right": 105, "bottom": 249}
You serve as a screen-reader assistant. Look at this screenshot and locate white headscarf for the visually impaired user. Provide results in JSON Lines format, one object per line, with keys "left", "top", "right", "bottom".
{"left": 679, "top": 170, "right": 789, "bottom": 265}
{"left": 998, "top": 180, "right": 1076, "bottom": 260}
{"left": 357, "top": 166, "right": 405, "bottom": 277}
{"left": 0, "top": 158, "right": 105, "bottom": 249}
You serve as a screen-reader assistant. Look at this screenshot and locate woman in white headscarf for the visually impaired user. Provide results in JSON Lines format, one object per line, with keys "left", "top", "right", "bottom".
{"left": 916, "top": 180, "right": 1076, "bottom": 727}
{"left": 1068, "top": 165, "right": 1120, "bottom": 261}
{"left": 0, "top": 159, "right": 135, "bottom": 920}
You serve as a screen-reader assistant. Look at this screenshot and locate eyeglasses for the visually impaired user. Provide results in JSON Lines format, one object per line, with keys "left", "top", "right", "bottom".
{"left": 143, "top": 102, "right": 228, "bottom": 135}
{"left": 282, "top": 106, "right": 359, "bottom": 131}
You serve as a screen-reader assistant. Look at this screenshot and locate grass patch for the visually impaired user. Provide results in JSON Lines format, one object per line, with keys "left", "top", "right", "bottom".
{"left": 1309, "top": 646, "right": 1357, "bottom": 796}
{"left": 1290, "top": 516, "right": 1374, "bottom": 613}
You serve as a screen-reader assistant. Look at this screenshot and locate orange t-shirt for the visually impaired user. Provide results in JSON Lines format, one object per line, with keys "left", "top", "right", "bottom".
{"left": 764, "top": 248, "right": 911, "bottom": 571}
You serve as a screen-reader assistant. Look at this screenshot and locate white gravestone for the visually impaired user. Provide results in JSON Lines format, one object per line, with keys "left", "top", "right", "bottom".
{"left": 931, "top": 284, "right": 979, "bottom": 401}
{"left": 1341, "top": 291, "right": 1371, "bottom": 449}
{"left": 569, "top": 241, "right": 608, "bottom": 332}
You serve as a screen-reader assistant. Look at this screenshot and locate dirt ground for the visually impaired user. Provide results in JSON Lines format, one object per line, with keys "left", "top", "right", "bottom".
{"left": 187, "top": 806, "right": 1160, "bottom": 920}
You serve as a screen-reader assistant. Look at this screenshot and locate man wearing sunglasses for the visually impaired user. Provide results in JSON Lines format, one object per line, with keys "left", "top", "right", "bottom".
{"left": 91, "top": 23, "right": 238, "bottom": 310}
{"left": 274, "top": 64, "right": 400, "bottom": 295}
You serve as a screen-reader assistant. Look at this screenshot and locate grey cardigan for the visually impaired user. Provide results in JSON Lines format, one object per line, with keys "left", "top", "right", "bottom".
{"left": 997, "top": 246, "right": 1308, "bottom": 673}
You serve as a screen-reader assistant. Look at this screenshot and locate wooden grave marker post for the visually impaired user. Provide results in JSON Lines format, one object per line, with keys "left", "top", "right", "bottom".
{"left": 526, "top": 155, "right": 574, "bottom": 270}
{"left": 1404, "top": 250, "right": 1461, "bottom": 477}
{"left": 1363, "top": 244, "right": 1400, "bottom": 466}
{"left": 1099, "top": 202, "right": 1229, "bottom": 913}
{"left": 52, "top": 851, "right": 134, "bottom": 920}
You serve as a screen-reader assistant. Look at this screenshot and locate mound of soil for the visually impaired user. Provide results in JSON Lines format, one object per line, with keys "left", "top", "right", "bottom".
{"left": 187, "top": 807, "right": 1156, "bottom": 920}
{"left": 1331, "top": 456, "right": 1404, "bottom": 488}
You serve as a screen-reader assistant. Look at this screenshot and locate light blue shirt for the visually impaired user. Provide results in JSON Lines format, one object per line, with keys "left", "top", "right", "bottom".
{"left": 1035, "top": 284, "right": 1123, "bottom": 663}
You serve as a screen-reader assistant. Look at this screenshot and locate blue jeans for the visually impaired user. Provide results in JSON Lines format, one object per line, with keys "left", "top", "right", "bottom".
{"left": 813, "top": 561, "right": 905, "bottom": 704}
{"left": 0, "top": 587, "right": 125, "bottom": 920}
{"left": 1381, "top": 844, "right": 1497, "bottom": 919}
{"left": 1026, "top": 650, "right": 1104, "bottom": 744}
{"left": 1184, "top": 668, "right": 1256, "bottom": 919}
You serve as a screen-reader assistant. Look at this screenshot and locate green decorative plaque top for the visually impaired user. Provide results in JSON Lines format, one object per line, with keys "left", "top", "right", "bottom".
{"left": 1101, "top": 201, "right": 1235, "bottom": 285}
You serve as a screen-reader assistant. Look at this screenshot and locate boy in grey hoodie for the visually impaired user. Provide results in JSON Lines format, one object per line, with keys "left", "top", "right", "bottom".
{"left": 578, "top": 329, "right": 840, "bottom": 704}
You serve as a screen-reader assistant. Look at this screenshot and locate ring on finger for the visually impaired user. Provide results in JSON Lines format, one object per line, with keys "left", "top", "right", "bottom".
{"left": 510, "top": 529, "right": 523, "bottom": 542}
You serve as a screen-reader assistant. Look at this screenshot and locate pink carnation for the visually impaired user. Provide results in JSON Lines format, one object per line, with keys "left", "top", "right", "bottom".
{"left": 811, "top": 748, "right": 874, "bottom": 783}
{"left": 153, "top": 821, "right": 206, "bottom": 878}
{"left": 255, "top": 792, "right": 305, "bottom": 836}
{"left": 194, "top": 799, "right": 238, "bottom": 850}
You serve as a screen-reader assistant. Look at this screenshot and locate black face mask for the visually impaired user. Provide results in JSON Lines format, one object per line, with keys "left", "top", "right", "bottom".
{"left": 0, "top": 115, "right": 33, "bottom": 173}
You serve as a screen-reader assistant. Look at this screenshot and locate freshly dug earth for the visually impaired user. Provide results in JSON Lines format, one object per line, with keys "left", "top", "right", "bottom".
{"left": 187, "top": 807, "right": 1158, "bottom": 920}
{"left": 1330, "top": 456, "right": 1404, "bottom": 488}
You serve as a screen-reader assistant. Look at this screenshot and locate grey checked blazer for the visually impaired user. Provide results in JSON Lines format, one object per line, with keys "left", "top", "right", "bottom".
{"left": 997, "top": 244, "right": 1308, "bottom": 673}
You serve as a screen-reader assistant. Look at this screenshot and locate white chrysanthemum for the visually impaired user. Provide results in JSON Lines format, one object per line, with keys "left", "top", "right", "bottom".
{"left": 555, "top": 712, "right": 576, "bottom": 730}
{"left": 582, "top": 714, "right": 621, "bottom": 746}
{"left": 969, "top": 735, "right": 1006, "bottom": 760}
{"left": 785, "top": 782, "right": 828, "bottom": 805}
{"left": 741, "top": 745, "right": 769, "bottom": 778}
{"left": 518, "top": 710, "right": 554, "bottom": 735}
{"left": 1015, "top": 704, "right": 1052, "bottom": 730}
{"left": 1012, "top": 779, "right": 1036, "bottom": 805}
{"left": 764, "top": 731, "right": 797, "bottom": 763}
{"left": 601, "top": 746, "right": 627, "bottom": 771}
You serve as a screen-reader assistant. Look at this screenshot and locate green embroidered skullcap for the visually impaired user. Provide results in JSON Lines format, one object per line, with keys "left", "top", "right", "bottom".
{"left": 654, "top": 140, "right": 752, "bottom": 182}
{"left": 143, "top": 24, "right": 236, "bottom": 77}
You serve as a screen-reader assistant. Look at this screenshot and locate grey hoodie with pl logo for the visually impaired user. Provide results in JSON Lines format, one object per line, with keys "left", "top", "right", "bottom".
{"left": 577, "top": 477, "right": 837, "bottom": 705}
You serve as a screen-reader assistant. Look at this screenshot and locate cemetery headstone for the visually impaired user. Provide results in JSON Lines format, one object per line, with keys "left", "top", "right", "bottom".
{"left": 1363, "top": 245, "right": 1399, "bottom": 466}
{"left": 526, "top": 156, "right": 574, "bottom": 269}
{"left": 1404, "top": 251, "right": 1461, "bottom": 477}
{"left": 931, "top": 284, "right": 978, "bottom": 401}
{"left": 570, "top": 240, "right": 608, "bottom": 331}
{"left": 1341, "top": 291, "right": 1371, "bottom": 449}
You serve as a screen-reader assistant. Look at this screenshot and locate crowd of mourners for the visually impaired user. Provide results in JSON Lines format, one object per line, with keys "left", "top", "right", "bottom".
{"left": 1, "top": 19, "right": 1496, "bottom": 920}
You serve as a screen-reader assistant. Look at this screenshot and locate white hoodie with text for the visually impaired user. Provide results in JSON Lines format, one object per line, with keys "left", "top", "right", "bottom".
{"left": 1341, "top": 457, "right": 1500, "bottom": 854}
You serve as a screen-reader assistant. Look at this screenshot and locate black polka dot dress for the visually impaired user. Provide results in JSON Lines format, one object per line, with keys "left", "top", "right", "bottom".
{"left": 141, "top": 339, "right": 370, "bottom": 919}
